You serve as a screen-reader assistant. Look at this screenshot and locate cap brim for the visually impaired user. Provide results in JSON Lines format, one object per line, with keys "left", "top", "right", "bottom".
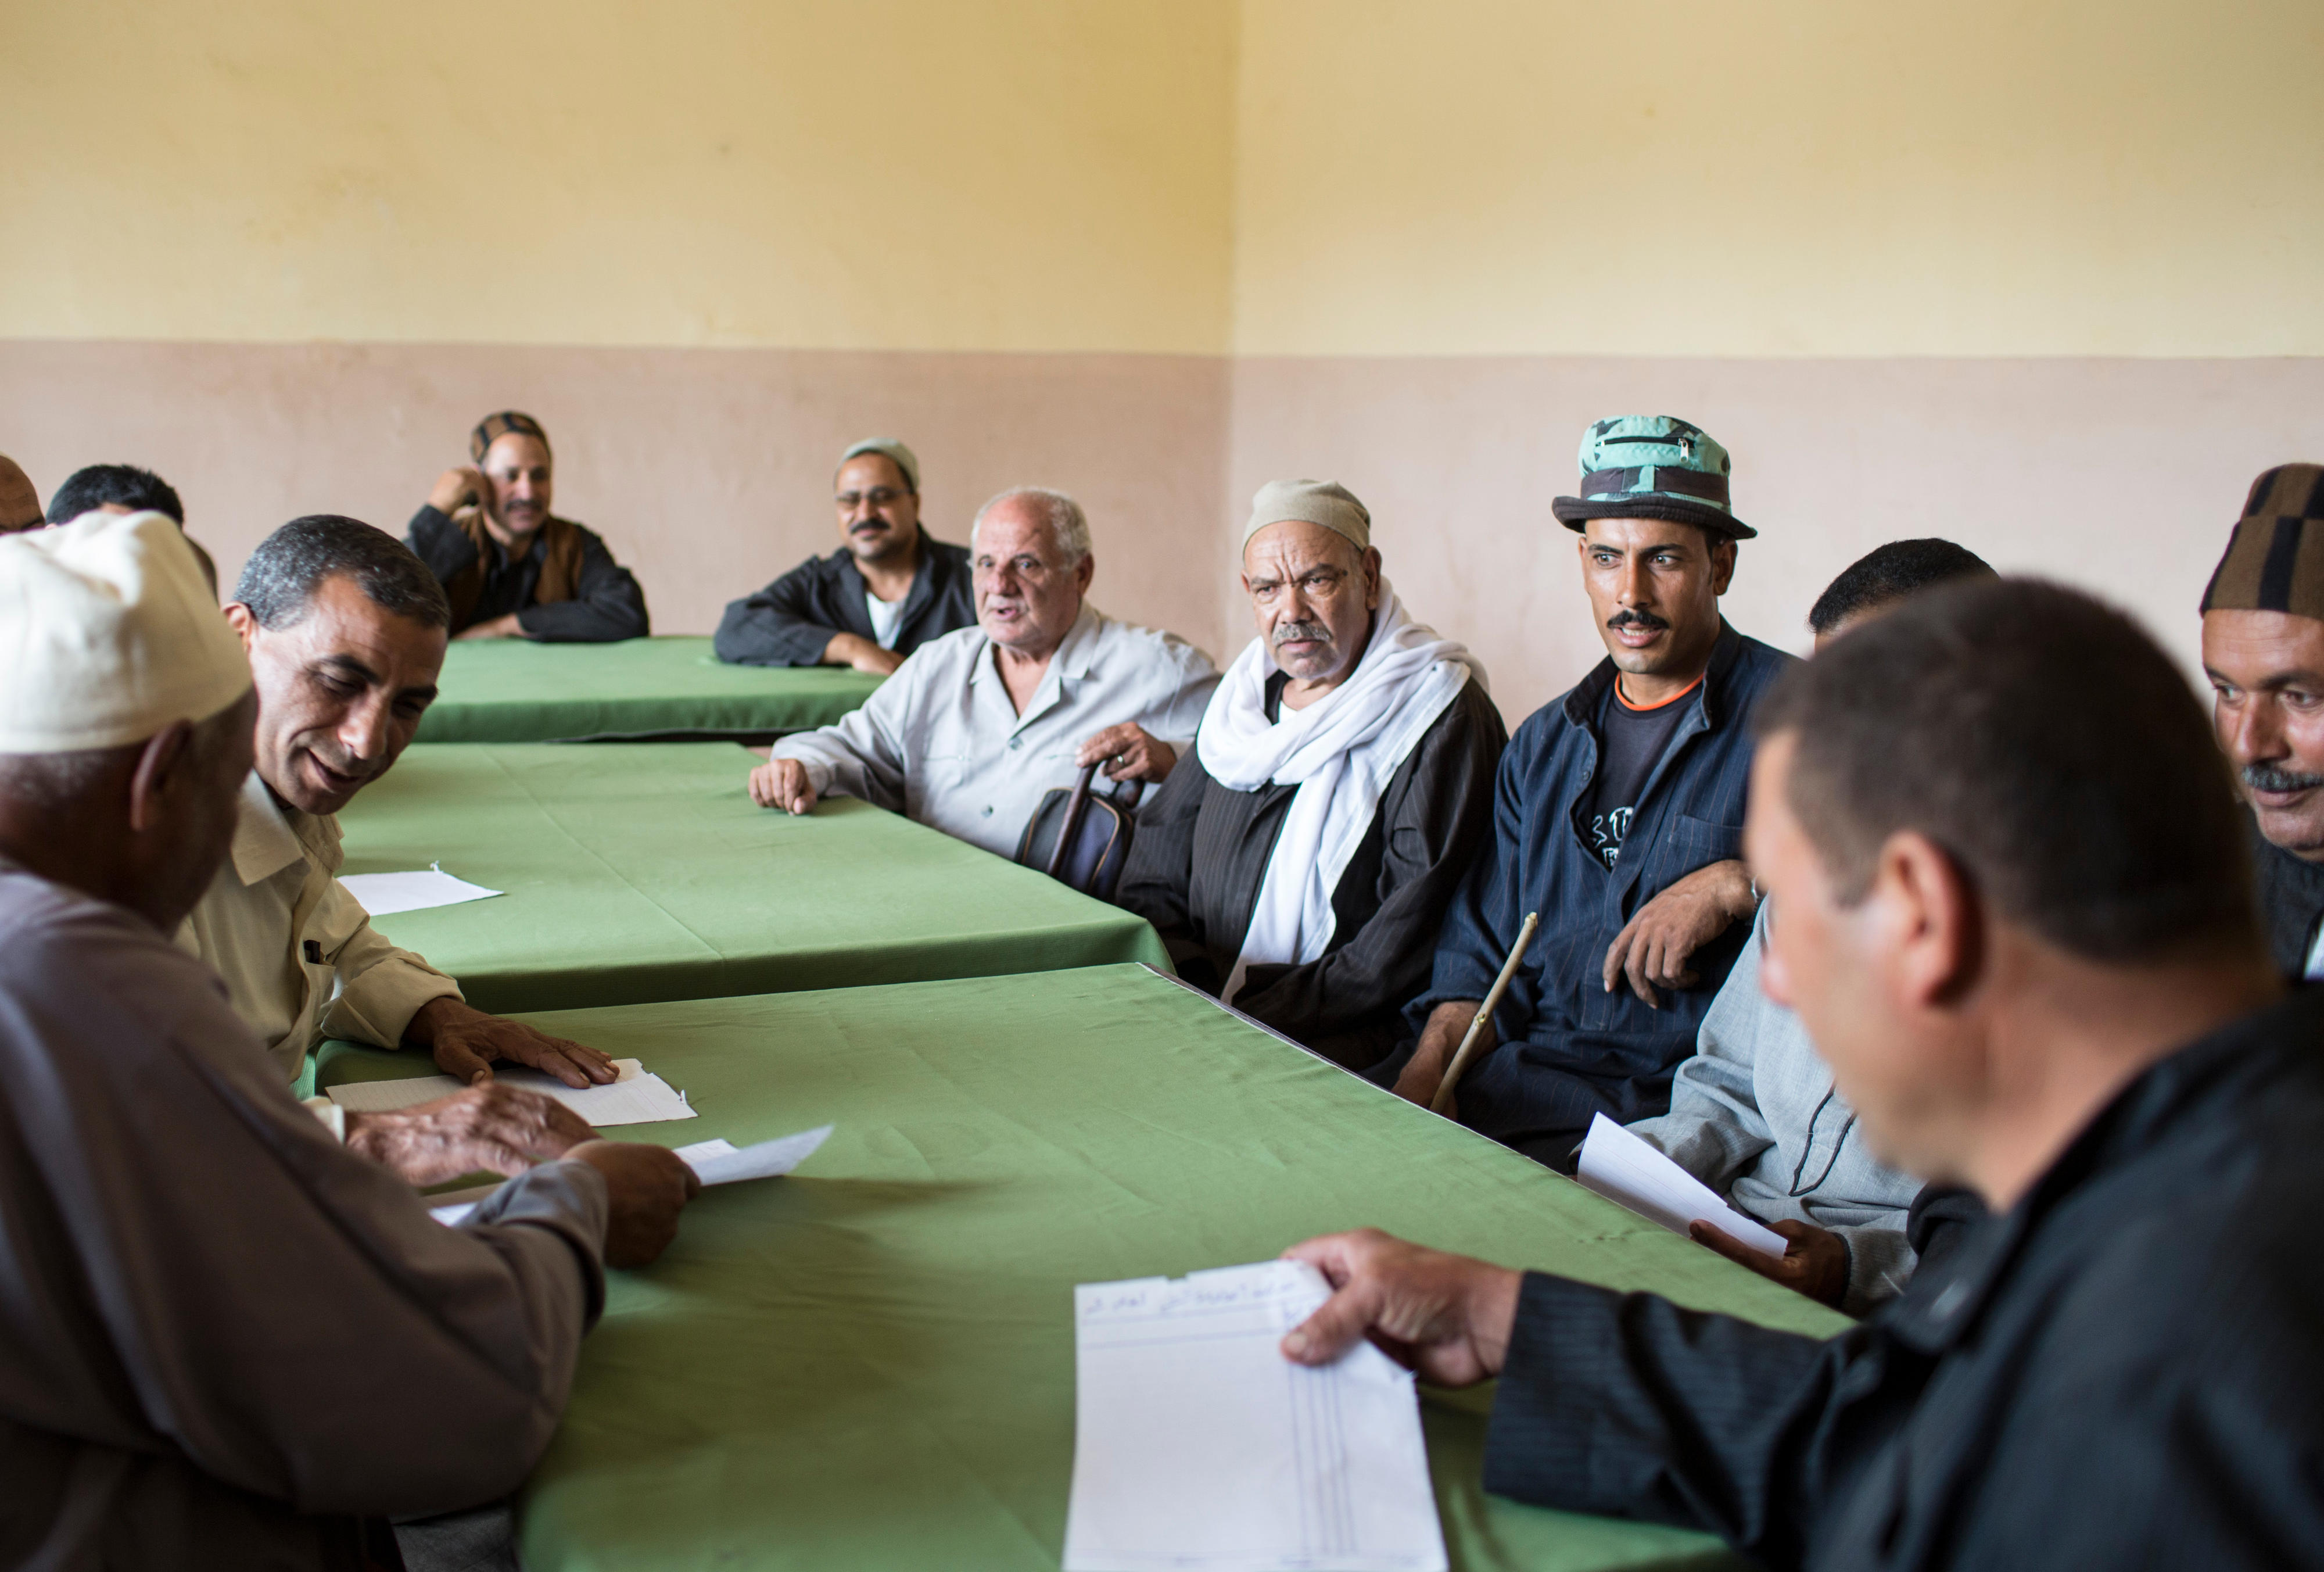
{"left": 1552, "top": 494, "right": 1756, "bottom": 540}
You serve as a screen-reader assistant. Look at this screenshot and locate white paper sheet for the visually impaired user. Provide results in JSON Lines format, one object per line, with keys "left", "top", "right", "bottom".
{"left": 430, "top": 1123, "right": 834, "bottom": 1226}
{"left": 1063, "top": 1259, "right": 1447, "bottom": 1572}
{"left": 326, "top": 1058, "right": 696, "bottom": 1127}
{"left": 336, "top": 865, "right": 503, "bottom": 916}
{"left": 1575, "top": 1111, "right": 1788, "bottom": 1261}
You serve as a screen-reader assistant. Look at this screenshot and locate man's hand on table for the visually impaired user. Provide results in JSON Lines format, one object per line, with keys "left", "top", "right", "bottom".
{"left": 1390, "top": 998, "right": 1490, "bottom": 1111}
{"left": 406, "top": 996, "right": 619, "bottom": 1088}
{"left": 1278, "top": 1229, "right": 1522, "bottom": 1387}
{"left": 1602, "top": 858, "right": 1756, "bottom": 1009}
{"left": 1075, "top": 724, "right": 1177, "bottom": 784}
{"left": 748, "top": 757, "right": 819, "bottom": 814}
{"left": 345, "top": 1082, "right": 597, "bottom": 1185}
{"left": 454, "top": 613, "right": 525, "bottom": 642}
{"left": 822, "top": 631, "right": 906, "bottom": 676}
{"left": 570, "top": 1140, "right": 700, "bottom": 1267}
{"left": 1692, "top": 1217, "right": 1851, "bottom": 1309}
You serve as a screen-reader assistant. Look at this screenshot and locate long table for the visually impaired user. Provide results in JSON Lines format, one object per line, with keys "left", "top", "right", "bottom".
{"left": 413, "top": 636, "right": 884, "bottom": 743}
{"left": 338, "top": 742, "right": 1170, "bottom": 1012}
{"left": 318, "top": 964, "right": 1848, "bottom": 1571}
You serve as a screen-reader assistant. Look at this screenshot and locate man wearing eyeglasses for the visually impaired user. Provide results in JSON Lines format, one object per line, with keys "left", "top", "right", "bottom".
{"left": 716, "top": 437, "right": 977, "bottom": 675}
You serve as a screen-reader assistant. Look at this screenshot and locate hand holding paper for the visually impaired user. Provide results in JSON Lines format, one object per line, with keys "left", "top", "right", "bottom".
{"left": 1574, "top": 1112, "right": 1788, "bottom": 1260}
{"left": 430, "top": 1124, "right": 833, "bottom": 1226}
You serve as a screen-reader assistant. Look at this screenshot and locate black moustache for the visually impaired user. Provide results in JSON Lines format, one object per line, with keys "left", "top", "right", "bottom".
{"left": 1608, "top": 611, "right": 1670, "bottom": 631}
{"left": 2244, "top": 764, "right": 2324, "bottom": 793}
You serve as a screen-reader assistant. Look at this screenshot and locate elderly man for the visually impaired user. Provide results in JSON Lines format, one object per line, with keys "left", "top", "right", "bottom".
{"left": 716, "top": 437, "right": 976, "bottom": 674}
{"left": 182, "top": 514, "right": 631, "bottom": 1186}
{"left": 2201, "top": 462, "right": 2324, "bottom": 976}
{"left": 1379, "top": 416, "right": 1792, "bottom": 1166}
{"left": 1282, "top": 581, "right": 2324, "bottom": 1570}
{"left": 1629, "top": 538, "right": 1996, "bottom": 1313}
{"left": 0, "top": 511, "right": 694, "bottom": 1566}
{"left": 406, "top": 409, "right": 650, "bottom": 642}
{"left": 749, "top": 486, "right": 1218, "bottom": 857}
{"left": 1116, "top": 481, "right": 1504, "bottom": 1067}
{"left": 1, "top": 453, "right": 44, "bottom": 532}
{"left": 45, "top": 459, "right": 218, "bottom": 592}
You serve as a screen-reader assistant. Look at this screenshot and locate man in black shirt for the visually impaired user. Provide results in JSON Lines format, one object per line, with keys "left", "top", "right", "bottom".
{"left": 1281, "top": 581, "right": 2323, "bottom": 1570}
{"left": 715, "top": 438, "right": 975, "bottom": 674}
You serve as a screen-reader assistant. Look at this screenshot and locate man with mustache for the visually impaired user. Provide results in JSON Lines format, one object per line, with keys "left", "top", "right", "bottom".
{"left": 1380, "top": 416, "right": 1792, "bottom": 1167}
{"left": 1115, "top": 480, "right": 1505, "bottom": 1066}
{"left": 715, "top": 437, "right": 977, "bottom": 674}
{"left": 2201, "top": 463, "right": 2324, "bottom": 977}
{"left": 406, "top": 410, "right": 650, "bottom": 642}
{"left": 749, "top": 486, "right": 1218, "bottom": 857}
{"left": 181, "top": 515, "right": 628, "bottom": 1187}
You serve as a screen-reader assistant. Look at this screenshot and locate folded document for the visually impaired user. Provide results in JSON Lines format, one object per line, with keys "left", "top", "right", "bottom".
{"left": 430, "top": 1123, "right": 833, "bottom": 1226}
{"left": 1575, "top": 1111, "right": 1788, "bottom": 1260}
{"left": 336, "top": 865, "right": 502, "bottom": 915}
{"left": 325, "top": 1058, "right": 694, "bottom": 1127}
{"left": 1063, "top": 1258, "right": 1447, "bottom": 1572}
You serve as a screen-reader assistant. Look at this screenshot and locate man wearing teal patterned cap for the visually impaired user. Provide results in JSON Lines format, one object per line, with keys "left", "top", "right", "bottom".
{"left": 1383, "top": 414, "right": 1794, "bottom": 1169}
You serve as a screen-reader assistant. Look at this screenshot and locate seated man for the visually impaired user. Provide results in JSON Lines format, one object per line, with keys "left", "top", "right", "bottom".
{"left": 1629, "top": 538, "right": 1996, "bottom": 1313}
{"left": 182, "top": 514, "right": 632, "bottom": 1186}
{"left": 1379, "top": 416, "right": 1792, "bottom": 1165}
{"left": 1282, "top": 581, "right": 2323, "bottom": 1569}
{"left": 45, "top": 459, "right": 217, "bottom": 591}
{"left": 2200, "top": 462, "right": 2324, "bottom": 975}
{"left": 406, "top": 409, "right": 650, "bottom": 642}
{"left": 0, "top": 453, "right": 43, "bottom": 533}
{"left": 1116, "top": 479, "right": 1504, "bottom": 1068}
{"left": 0, "top": 511, "right": 694, "bottom": 1565}
{"left": 749, "top": 486, "right": 1219, "bottom": 857}
{"left": 716, "top": 436, "right": 976, "bottom": 674}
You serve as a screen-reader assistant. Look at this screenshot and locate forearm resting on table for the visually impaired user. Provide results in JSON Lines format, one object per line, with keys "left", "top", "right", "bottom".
{"left": 1392, "top": 998, "right": 1491, "bottom": 1105}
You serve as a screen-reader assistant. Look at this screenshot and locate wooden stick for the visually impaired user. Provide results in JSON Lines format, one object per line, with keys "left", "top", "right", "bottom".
{"left": 1429, "top": 911, "right": 1538, "bottom": 1116}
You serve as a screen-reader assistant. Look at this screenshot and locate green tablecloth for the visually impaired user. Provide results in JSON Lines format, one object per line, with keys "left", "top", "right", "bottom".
{"left": 338, "top": 743, "right": 1169, "bottom": 1011}
{"left": 413, "top": 636, "right": 883, "bottom": 743}
{"left": 318, "top": 964, "right": 1848, "bottom": 1571}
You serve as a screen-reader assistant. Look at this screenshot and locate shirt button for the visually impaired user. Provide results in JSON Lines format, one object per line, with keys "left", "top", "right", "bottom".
{"left": 1009, "top": 737, "right": 1022, "bottom": 750}
{"left": 982, "top": 805, "right": 994, "bottom": 817}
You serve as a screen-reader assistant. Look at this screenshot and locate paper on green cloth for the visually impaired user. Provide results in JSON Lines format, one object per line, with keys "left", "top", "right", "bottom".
{"left": 414, "top": 635, "right": 884, "bottom": 743}
{"left": 318, "top": 964, "right": 1845, "bottom": 1571}
{"left": 336, "top": 741, "right": 1171, "bottom": 1014}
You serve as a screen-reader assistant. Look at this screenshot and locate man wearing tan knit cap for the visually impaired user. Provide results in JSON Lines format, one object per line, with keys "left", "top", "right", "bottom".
{"left": 0, "top": 511, "right": 694, "bottom": 1566}
{"left": 2201, "top": 462, "right": 2324, "bottom": 977}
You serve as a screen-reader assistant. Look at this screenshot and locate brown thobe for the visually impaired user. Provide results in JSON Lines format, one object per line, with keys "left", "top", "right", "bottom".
{"left": 0, "top": 864, "right": 607, "bottom": 1569}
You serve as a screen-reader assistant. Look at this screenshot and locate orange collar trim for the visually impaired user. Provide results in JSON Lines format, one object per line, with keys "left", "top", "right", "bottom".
{"left": 1613, "top": 673, "right": 1705, "bottom": 712}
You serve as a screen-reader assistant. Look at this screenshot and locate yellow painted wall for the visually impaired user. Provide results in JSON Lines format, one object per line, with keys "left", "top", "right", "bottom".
{"left": 0, "top": 0, "right": 1236, "bottom": 352}
{"left": 1232, "top": 0, "right": 2324, "bottom": 356}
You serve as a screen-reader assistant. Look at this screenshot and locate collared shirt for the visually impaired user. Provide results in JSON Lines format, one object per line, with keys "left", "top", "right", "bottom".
{"left": 1627, "top": 901, "right": 1926, "bottom": 1313}
{"left": 404, "top": 505, "right": 651, "bottom": 643}
{"left": 0, "top": 862, "right": 607, "bottom": 1569}
{"left": 769, "top": 603, "right": 1219, "bottom": 858}
{"left": 1415, "top": 621, "right": 1795, "bottom": 1155}
{"left": 1483, "top": 986, "right": 2324, "bottom": 1571}
{"left": 177, "top": 771, "right": 461, "bottom": 1087}
{"left": 714, "top": 529, "right": 978, "bottom": 667}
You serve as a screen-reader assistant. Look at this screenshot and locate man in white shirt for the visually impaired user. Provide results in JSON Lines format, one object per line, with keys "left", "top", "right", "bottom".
{"left": 750, "top": 486, "right": 1219, "bottom": 858}
{"left": 182, "top": 514, "right": 627, "bottom": 1184}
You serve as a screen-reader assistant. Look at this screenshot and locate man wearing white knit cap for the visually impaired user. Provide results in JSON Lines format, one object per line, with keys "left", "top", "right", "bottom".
{"left": 0, "top": 513, "right": 694, "bottom": 1566}
{"left": 1117, "top": 481, "right": 1505, "bottom": 1066}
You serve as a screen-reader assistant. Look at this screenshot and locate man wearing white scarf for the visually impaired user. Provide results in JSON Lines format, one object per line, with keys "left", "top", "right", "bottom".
{"left": 1117, "top": 481, "right": 1505, "bottom": 1067}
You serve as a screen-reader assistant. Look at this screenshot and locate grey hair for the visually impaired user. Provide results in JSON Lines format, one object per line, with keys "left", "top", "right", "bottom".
{"left": 970, "top": 486, "right": 1091, "bottom": 567}
{"left": 234, "top": 515, "right": 451, "bottom": 632}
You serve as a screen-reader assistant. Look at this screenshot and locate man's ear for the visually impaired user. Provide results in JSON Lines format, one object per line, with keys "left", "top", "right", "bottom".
{"left": 1075, "top": 552, "right": 1096, "bottom": 595}
{"left": 1874, "top": 829, "right": 1985, "bottom": 1009}
{"left": 1709, "top": 538, "right": 1738, "bottom": 596}
{"left": 125, "top": 719, "right": 197, "bottom": 837}
{"left": 222, "top": 601, "right": 260, "bottom": 652}
{"left": 1361, "top": 546, "right": 1383, "bottom": 609}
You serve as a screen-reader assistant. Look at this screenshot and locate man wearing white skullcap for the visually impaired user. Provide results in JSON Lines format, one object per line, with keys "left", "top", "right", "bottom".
{"left": 1116, "top": 481, "right": 1506, "bottom": 1065}
{"left": 0, "top": 511, "right": 694, "bottom": 1566}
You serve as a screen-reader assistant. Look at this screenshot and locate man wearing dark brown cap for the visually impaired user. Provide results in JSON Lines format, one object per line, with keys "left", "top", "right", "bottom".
{"left": 0, "top": 454, "right": 43, "bottom": 534}
{"left": 2201, "top": 462, "right": 2324, "bottom": 977}
{"left": 405, "top": 411, "right": 650, "bottom": 642}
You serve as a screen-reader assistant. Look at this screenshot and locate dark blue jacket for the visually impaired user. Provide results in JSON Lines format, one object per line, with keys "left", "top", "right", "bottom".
{"left": 714, "top": 529, "right": 975, "bottom": 667}
{"left": 1412, "top": 621, "right": 1795, "bottom": 1152}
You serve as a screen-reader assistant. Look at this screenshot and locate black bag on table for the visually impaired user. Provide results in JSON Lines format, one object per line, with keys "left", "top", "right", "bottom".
{"left": 1015, "top": 763, "right": 1143, "bottom": 901}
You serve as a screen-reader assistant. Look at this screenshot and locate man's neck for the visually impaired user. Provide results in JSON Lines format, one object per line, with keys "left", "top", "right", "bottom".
{"left": 0, "top": 823, "right": 174, "bottom": 933}
{"left": 480, "top": 514, "right": 541, "bottom": 557}
{"left": 993, "top": 640, "right": 1060, "bottom": 717}
{"left": 859, "top": 535, "right": 921, "bottom": 603}
{"left": 1611, "top": 626, "right": 1719, "bottom": 708}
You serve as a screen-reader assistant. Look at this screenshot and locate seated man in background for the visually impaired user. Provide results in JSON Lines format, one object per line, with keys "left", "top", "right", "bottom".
{"left": 751, "top": 486, "right": 1218, "bottom": 858}
{"left": 1282, "top": 581, "right": 2324, "bottom": 1569}
{"left": 2201, "top": 462, "right": 2324, "bottom": 976}
{"left": 406, "top": 409, "right": 650, "bottom": 642}
{"left": 1117, "top": 479, "right": 1504, "bottom": 1068}
{"left": 184, "top": 514, "right": 632, "bottom": 1187}
{"left": 1630, "top": 538, "right": 1995, "bottom": 1313}
{"left": 1380, "top": 417, "right": 1792, "bottom": 1166}
{"left": 0, "top": 453, "right": 43, "bottom": 533}
{"left": 45, "top": 459, "right": 217, "bottom": 592}
{"left": 716, "top": 436, "right": 975, "bottom": 674}
{"left": 0, "top": 511, "right": 694, "bottom": 1566}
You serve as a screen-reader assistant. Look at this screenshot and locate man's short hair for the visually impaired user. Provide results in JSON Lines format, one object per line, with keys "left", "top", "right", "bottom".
{"left": 46, "top": 464, "right": 184, "bottom": 526}
{"left": 1808, "top": 538, "right": 1995, "bottom": 635}
{"left": 234, "top": 515, "right": 451, "bottom": 633}
{"left": 971, "top": 487, "right": 1092, "bottom": 567}
{"left": 1756, "top": 578, "right": 2255, "bottom": 961}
